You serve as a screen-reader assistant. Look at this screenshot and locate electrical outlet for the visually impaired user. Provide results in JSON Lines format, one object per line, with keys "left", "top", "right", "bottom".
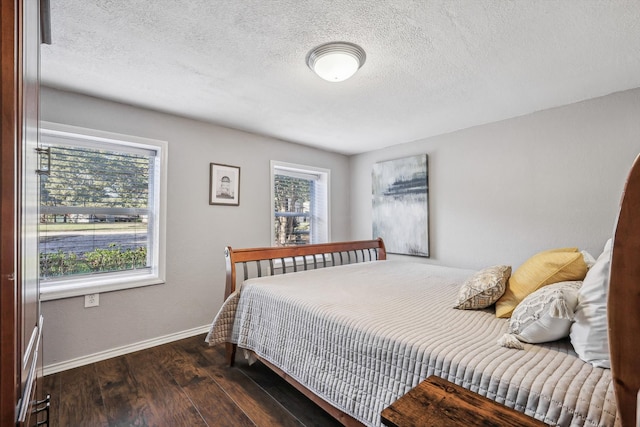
{"left": 84, "top": 293, "right": 99, "bottom": 308}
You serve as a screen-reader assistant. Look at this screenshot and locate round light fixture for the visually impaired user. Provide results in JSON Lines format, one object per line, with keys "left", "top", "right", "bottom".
{"left": 306, "top": 42, "right": 366, "bottom": 82}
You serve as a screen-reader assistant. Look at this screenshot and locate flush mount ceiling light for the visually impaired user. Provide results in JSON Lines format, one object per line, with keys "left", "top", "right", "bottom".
{"left": 306, "top": 42, "right": 366, "bottom": 82}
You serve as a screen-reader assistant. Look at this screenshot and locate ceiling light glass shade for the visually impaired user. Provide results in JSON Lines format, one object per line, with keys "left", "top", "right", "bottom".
{"left": 307, "top": 42, "right": 366, "bottom": 82}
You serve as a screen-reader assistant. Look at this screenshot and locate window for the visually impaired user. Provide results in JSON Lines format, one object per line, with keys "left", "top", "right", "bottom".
{"left": 271, "top": 161, "right": 330, "bottom": 246}
{"left": 39, "top": 122, "right": 167, "bottom": 300}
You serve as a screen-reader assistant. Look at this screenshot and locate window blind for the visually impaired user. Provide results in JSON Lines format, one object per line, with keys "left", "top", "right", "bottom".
{"left": 39, "top": 141, "right": 155, "bottom": 278}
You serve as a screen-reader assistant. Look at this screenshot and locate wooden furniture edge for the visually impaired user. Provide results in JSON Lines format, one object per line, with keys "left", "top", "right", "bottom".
{"left": 609, "top": 153, "right": 640, "bottom": 427}
{"left": 1, "top": 2, "right": 20, "bottom": 424}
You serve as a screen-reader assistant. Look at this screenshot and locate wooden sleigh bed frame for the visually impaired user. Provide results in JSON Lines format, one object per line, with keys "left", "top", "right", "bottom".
{"left": 221, "top": 157, "right": 640, "bottom": 426}
{"left": 223, "top": 239, "right": 386, "bottom": 425}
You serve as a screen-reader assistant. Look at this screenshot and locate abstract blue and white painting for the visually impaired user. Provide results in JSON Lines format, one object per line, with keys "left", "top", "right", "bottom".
{"left": 372, "top": 154, "right": 429, "bottom": 257}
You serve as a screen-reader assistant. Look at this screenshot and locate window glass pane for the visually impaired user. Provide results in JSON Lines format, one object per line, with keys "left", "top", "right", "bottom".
{"left": 274, "top": 174, "right": 312, "bottom": 246}
{"left": 272, "top": 161, "right": 329, "bottom": 247}
{"left": 39, "top": 143, "right": 152, "bottom": 278}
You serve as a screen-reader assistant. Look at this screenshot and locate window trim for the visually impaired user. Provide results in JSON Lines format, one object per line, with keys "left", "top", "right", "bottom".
{"left": 270, "top": 160, "right": 330, "bottom": 246}
{"left": 39, "top": 122, "right": 167, "bottom": 301}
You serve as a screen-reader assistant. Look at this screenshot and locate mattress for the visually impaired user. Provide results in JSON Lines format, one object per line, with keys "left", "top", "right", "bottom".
{"left": 206, "top": 260, "right": 617, "bottom": 427}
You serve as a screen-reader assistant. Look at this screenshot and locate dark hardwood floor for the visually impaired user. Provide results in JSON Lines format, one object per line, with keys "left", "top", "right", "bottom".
{"left": 43, "top": 334, "right": 344, "bottom": 427}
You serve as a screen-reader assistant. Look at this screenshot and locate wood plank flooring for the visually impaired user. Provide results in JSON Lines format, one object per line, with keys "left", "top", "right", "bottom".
{"left": 43, "top": 334, "right": 344, "bottom": 427}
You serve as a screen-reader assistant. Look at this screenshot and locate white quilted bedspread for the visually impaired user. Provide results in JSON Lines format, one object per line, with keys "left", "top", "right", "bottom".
{"left": 206, "top": 260, "right": 617, "bottom": 427}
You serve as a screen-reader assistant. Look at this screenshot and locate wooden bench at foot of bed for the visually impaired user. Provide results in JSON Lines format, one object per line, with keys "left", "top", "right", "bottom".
{"left": 381, "top": 376, "right": 547, "bottom": 427}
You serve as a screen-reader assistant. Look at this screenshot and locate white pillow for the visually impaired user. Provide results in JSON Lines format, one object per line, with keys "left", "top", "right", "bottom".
{"left": 569, "top": 239, "right": 612, "bottom": 368}
{"left": 498, "top": 281, "right": 581, "bottom": 349}
{"left": 581, "top": 250, "right": 597, "bottom": 269}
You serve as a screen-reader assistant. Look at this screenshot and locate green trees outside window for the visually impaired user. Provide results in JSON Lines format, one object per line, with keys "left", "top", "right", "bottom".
{"left": 39, "top": 143, "right": 152, "bottom": 278}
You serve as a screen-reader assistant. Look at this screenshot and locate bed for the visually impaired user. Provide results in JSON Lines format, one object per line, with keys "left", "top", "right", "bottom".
{"left": 207, "top": 157, "right": 640, "bottom": 427}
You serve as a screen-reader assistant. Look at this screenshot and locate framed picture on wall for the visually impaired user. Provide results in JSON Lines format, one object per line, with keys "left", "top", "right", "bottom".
{"left": 210, "top": 163, "right": 240, "bottom": 206}
{"left": 372, "top": 154, "right": 429, "bottom": 257}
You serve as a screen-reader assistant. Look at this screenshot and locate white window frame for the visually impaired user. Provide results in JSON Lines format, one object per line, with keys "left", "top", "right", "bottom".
{"left": 270, "top": 161, "right": 330, "bottom": 246}
{"left": 39, "top": 122, "right": 167, "bottom": 301}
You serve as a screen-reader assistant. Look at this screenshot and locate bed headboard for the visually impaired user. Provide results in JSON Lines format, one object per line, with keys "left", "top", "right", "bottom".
{"left": 609, "top": 154, "right": 640, "bottom": 427}
{"left": 224, "top": 238, "right": 387, "bottom": 298}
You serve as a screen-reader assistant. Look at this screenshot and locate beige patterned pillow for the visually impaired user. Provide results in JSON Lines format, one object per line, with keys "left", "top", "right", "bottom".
{"left": 454, "top": 265, "right": 511, "bottom": 310}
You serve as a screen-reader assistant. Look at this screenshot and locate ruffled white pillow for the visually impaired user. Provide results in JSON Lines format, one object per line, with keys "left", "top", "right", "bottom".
{"left": 498, "top": 281, "right": 581, "bottom": 349}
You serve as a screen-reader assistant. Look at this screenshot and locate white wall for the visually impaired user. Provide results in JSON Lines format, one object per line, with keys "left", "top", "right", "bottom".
{"left": 40, "top": 87, "right": 351, "bottom": 368}
{"left": 350, "top": 88, "right": 640, "bottom": 270}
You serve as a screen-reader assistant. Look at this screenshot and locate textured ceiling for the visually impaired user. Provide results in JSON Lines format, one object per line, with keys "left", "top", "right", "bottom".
{"left": 41, "top": 0, "right": 640, "bottom": 155}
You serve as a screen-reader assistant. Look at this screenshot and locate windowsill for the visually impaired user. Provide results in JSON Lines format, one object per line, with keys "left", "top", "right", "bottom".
{"left": 40, "top": 269, "right": 165, "bottom": 301}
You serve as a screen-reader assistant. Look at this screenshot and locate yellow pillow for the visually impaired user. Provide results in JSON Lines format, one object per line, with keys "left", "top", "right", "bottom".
{"left": 495, "top": 248, "right": 588, "bottom": 318}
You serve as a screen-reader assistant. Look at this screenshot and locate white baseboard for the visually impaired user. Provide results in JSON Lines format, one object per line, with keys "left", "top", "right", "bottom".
{"left": 42, "top": 324, "right": 210, "bottom": 376}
